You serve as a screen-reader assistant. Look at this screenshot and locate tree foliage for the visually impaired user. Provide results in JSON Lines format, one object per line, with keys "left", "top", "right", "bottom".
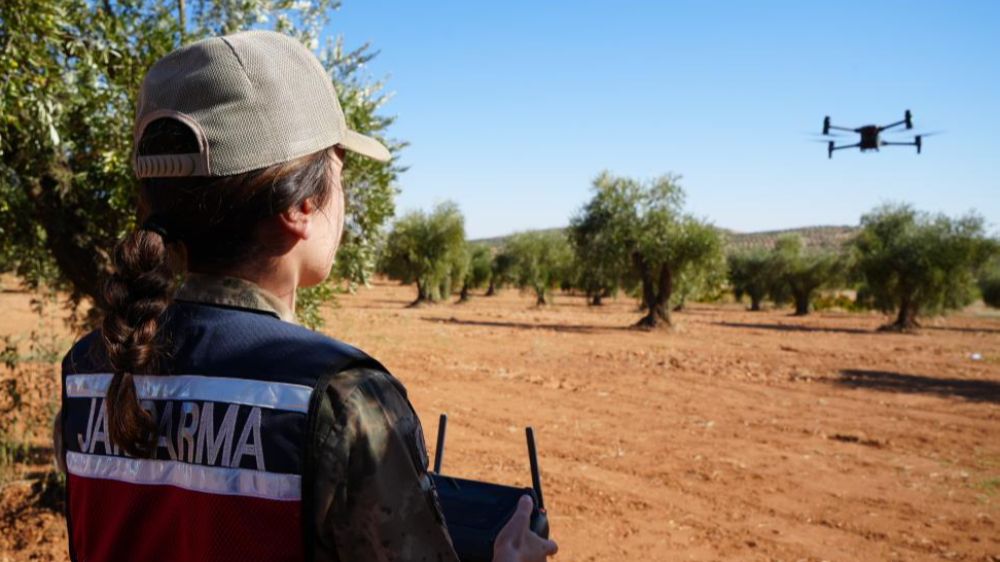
{"left": 0, "top": 0, "right": 400, "bottom": 328}
{"left": 504, "top": 231, "right": 573, "bottom": 306}
{"left": 979, "top": 258, "right": 1000, "bottom": 309}
{"left": 770, "top": 235, "right": 844, "bottom": 316}
{"left": 569, "top": 197, "right": 625, "bottom": 305}
{"left": 671, "top": 250, "right": 727, "bottom": 311}
{"left": 851, "top": 204, "right": 994, "bottom": 331}
{"left": 727, "top": 249, "right": 776, "bottom": 311}
{"left": 381, "top": 202, "right": 466, "bottom": 306}
{"left": 458, "top": 243, "right": 493, "bottom": 302}
{"left": 573, "top": 172, "right": 722, "bottom": 328}
{"left": 485, "top": 251, "right": 515, "bottom": 297}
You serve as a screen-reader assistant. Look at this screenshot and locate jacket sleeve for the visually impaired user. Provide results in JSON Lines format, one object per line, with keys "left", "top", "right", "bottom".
{"left": 305, "top": 367, "right": 461, "bottom": 562}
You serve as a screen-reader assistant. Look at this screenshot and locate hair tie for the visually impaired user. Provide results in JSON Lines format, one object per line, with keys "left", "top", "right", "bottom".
{"left": 141, "top": 216, "right": 176, "bottom": 243}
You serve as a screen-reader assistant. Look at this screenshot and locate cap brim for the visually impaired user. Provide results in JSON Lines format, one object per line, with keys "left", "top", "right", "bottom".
{"left": 339, "top": 129, "right": 391, "bottom": 162}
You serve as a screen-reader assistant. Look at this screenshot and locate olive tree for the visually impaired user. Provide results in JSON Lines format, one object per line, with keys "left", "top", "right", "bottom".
{"left": 485, "top": 251, "right": 515, "bottom": 297}
{"left": 458, "top": 243, "right": 493, "bottom": 302}
{"left": 852, "top": 204, "right": 994, "bottom": 331}
{"left": 980, "top": 279, "right": 1000, "bottom": 309}
{"left": 727, "top": 249, "right": 779, "bottom": 312}
{"left": 574, "top": 172, "right": 722, "bottom": 328}
{"left": 671, "top": 250, "right": 727, "bottom": 311}
{"left": 381, "top": 202, "right": 466, "bottom": 306}
{"left": 504, "top": 231, "right": 573, "bottom": 306}
{"left": 0, "top": 0, "right": 399, "bottom": 328}
{"left": 771, "top": 235, "right": 844, "bottom": 316}
{"left": 978, "top": 257, "right": 1000, "bottom": 309}
{"left": 569, "top": 197, "right": 625, "bottom": 305}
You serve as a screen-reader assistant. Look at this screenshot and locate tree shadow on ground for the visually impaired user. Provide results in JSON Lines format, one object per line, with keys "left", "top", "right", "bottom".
{"left": 421, "top": 316, "right": 629, "bottom": 334}
{"left": 717, "top": 321, "right": 872, "bottom": 335}
{"left": 921, "top": 325, "right": 1000, "bottom": 335}
{"left": 348, "top": 298, "right": 416, "bottom": 308}
{"left": 835, "top": 369, "right": 1000, "bottom": 404}
{"left": 670, "top": 308, "right": 720, "bottom": 316}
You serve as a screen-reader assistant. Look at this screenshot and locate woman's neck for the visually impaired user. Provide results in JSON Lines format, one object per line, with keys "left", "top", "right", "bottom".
{"left": 193, "top": 260, "right": 300, "bottom": 315}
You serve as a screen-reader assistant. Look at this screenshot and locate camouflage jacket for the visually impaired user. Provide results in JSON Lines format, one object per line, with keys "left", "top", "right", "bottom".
{"left": 59, "top": 274, "right": 460, "bottom": 562}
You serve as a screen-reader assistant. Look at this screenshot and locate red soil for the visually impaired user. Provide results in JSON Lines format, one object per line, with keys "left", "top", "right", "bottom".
{"left": 2, "top": 280, "right": 999, "bottom": 561}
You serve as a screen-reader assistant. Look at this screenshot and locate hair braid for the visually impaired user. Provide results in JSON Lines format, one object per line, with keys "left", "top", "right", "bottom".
{"left": 101, "top": 228, "right": 175, "bottom": 457}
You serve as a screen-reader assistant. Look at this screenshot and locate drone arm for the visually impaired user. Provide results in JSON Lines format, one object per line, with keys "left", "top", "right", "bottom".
{"left": 879, "top": 141, "right": 917, "bottom": 146}
{"left": 879, "top": 120, "right": 907, "bottom": 132}
{"left": 830, "top": 142, "right": 861, "bottom": 151}
{"left": 826, "top": 125, "right": 856, "bottom": 133}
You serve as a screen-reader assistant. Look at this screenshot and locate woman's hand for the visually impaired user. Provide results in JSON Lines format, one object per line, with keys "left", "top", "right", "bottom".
{"left": 492, "top": 495, "right": 558, "bottom": 562}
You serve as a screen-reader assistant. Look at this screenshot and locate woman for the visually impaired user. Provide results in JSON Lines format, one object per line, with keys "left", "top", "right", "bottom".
{"left": 58, "top": 30, "right": 558, "bottom": 562}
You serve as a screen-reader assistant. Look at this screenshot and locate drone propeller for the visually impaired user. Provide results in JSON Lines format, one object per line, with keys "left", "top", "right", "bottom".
{"left": 803, "top": 131, "right": 848, "bottom": 139}
{"left": 883, "top": 130, "right": 944, "bottom": 141}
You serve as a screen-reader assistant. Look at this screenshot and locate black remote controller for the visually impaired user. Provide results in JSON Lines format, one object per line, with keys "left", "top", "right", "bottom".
{"left": 429, "top": 414, "right": 550, "bottom": 562}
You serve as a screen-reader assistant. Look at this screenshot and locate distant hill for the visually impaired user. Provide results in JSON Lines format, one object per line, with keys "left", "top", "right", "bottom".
{"left": 472, "top": 225, "right": 858, "bottom": 252}
{"left": 720, "top": 225, "right": 858, "bottom": 252}
{"left": 472, "top": 227, "right": 567, "bottom": 249}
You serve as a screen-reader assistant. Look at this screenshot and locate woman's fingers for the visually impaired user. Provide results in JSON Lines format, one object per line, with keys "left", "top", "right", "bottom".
{"left": 540, "top": 537, "right": 559, "bottom": 556}
{"left": 512, "top": 495, "right": 534, "bottom": 526}
{"left": 498, "top": 495, "right": 534, "bottom": 543}
{"left": 495, "top": 495, "right": 558, "bottom": 561}
{"left": 493, "top": 496, "right": 559, "bottom": 562}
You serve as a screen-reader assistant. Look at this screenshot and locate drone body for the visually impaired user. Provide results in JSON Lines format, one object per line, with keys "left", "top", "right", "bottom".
{"left": 821, "top": 110, "right": 923, "bottom": 158}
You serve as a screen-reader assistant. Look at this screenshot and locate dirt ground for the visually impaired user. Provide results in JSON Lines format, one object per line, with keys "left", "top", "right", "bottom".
{"left": 1, "top": 280, "right": 998, "bottom": 561}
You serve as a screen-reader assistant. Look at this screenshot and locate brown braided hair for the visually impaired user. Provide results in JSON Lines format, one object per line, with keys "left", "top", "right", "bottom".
{"left": 101, "top": 118, "right": 339, "bottom": 456}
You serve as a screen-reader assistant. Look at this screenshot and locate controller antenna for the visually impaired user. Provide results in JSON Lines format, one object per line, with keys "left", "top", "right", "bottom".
{"left": 433, "top": 413, "right": 448, "bottom": 474}
{"left": 526, "top": 427, "right": 545, "bottom": 510}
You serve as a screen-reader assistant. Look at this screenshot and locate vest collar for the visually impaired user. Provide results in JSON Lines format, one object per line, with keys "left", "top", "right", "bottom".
{"left": 175, "top": 273, "right": 297, "bottom": 324}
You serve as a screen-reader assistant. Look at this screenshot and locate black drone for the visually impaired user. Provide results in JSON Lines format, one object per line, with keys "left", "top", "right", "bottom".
{"left": 821, "top": 110, "right": 924, "bottom": 158}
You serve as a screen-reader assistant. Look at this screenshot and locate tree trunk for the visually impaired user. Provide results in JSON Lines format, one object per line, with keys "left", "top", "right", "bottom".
{"left": 658, "top": 265, "right": 673, "bottom": 325}
{"left": 410, "top": 280, "right": 429, "bottom": 307}
{"left": 590, "top": 292, "right": 603, "bottom": 306}
{"left": 883, "top": 299, "right": 920, "bottom": 331}
{"left": 635, "top": 264, "right": 673, "bottom": 329}
{"left": 31, "top": 166, "right": 116, "bottom": 312}
{"left": 6, "top": 120, "right": 116, "bottom": 326}
{"left": 750, "top": 294, "right": 762, "bottom": 311}
{"left": 458, "top": 283, "right": 470, "bottom": 303}
{"left": 534, "top": 284, "right": 548, "bottom": 306}
{"left": 485, "top": 279, "right": 496, "bottom": 297}
{"left": 673, "top": 291, "right": 686, "bottom": 312}
{"left": 178, "top": 0, "right": 186, "bottom": 40}
{"left": 793, "top": 292, "right": 810, "bottom": 316}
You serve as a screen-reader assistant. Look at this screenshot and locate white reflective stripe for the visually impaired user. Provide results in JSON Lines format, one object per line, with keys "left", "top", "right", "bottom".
{"left": 65, "top": 374, "right": 312, "bottom": 413}
{"left": 65, "top": 451, "right": 301, "bottom": 501}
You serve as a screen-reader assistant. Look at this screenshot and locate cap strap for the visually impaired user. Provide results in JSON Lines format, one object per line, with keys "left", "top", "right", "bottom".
{"left": 135, "top": 154, "right": 208, "bottom": 178}
{"left": 133, "top": 109, "right": 212, "bottom": 178}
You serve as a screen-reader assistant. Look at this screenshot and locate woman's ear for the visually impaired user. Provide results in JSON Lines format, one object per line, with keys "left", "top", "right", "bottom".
{"left": 277, "top": 198, "right": 318, "bottom": 241}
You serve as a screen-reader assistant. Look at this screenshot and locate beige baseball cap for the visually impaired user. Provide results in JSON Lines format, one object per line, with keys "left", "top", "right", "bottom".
{"left": 133, "top": 30, "right": 390, "bottom": 179}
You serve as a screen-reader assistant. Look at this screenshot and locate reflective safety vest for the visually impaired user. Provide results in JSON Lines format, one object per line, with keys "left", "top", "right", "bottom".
{"left": 60, "top": 294, "right": 380, "bottom": 562}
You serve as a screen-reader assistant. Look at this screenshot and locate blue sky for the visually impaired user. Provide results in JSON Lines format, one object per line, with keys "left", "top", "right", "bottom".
{"left": 325, "top": 1, "right": 999, "bottom": 239}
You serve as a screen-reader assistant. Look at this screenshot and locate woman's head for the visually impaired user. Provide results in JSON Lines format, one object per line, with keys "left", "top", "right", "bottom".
{"left": 102, "top": 30, "right": 390, "bottom": 456}
{"left": 136, "top": 117, "right": 344, "bottom": 279}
